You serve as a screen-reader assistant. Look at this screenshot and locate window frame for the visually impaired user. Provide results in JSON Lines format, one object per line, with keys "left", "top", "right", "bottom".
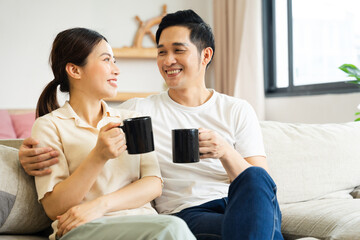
{"left": 262, "top": 0, "right": 360, "bottom": 97}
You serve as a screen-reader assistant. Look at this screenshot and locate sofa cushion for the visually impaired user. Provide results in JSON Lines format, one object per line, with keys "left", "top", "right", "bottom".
{"left": 0, "top": 235, "right": 47, "bottom": 240}
{"left": 10, "top": 112, "right": 35, "bottom": 139}
{"left": 261, "top": 121, "right": 360, "bottom": 204}
{"left": 0, "top": 145, "right": 51, "bottom": 234}
{"left": 0, "top": 110, "right": 16, "bottom": 139}
{"left": 280, "top": 199, "right": 360, "bottom": 240}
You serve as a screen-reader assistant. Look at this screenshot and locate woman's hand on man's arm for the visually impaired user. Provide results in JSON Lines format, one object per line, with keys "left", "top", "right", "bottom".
{"left": 19, "top": 137, "right": 59, "bottom": 176}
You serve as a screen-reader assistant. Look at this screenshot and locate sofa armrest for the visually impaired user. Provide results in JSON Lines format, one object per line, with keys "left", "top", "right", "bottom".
{"left": 0, "top": 139, "right": 24, "bottom": 149}
{"left": 351, "top": 186, "right": 360, "bottom": 198}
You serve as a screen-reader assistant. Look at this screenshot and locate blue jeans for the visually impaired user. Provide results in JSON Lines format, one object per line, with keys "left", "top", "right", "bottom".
{"left": 174, "top": 167, "right": 283, "bottom": 240}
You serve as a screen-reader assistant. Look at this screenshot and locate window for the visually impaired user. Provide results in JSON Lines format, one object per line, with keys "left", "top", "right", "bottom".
{"left": 262, "top": 0, "right": 360, "bottom": 96}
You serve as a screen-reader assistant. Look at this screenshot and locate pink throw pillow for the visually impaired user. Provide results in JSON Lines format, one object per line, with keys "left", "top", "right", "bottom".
{"left": 0, "top": 110, "right": 17, "bottom": 139}
{"left": 10, "top": 112, "right": 36, "bottom": 139}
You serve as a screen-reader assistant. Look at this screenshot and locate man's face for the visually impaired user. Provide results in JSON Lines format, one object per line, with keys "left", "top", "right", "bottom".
{"left": 157, "top": 26, "right": 205, "bottom": 90}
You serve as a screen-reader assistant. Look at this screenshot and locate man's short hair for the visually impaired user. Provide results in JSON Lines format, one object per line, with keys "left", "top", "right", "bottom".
{"left": 156, "top": 9, "right": 215, "bottom": 67}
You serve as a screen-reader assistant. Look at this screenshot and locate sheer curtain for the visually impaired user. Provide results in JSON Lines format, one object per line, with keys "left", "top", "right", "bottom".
{"left": 213, "top": 0, "right": 265, "bottom": 119}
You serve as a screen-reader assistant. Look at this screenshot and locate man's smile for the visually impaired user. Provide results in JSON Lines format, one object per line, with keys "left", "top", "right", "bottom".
{"left": 165, "top": 69, "right": 182, "bottom": 77}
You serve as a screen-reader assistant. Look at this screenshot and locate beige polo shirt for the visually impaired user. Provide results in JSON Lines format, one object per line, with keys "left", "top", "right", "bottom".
{"left": 32, "top": 101, "right": 161, "bottom": 236}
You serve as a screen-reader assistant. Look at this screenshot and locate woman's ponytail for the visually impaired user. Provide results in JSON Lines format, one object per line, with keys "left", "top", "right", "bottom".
{"left": 35, "top": 79, "right": 60, "bottom": 118}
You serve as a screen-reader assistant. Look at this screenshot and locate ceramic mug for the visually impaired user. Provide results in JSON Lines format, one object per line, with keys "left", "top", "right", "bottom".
{"left": 172, "top": 128, "right": 200, "bottom": 163}
{"left": 119, "top": 116, "right": 155, "bottom": 154}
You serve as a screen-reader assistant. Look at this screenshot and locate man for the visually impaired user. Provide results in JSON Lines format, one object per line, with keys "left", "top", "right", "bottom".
{"left": 20, "top": 10, "right": 283, "bottom": 240}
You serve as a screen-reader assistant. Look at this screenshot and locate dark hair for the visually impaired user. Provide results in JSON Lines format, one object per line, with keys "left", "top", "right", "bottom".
{"left": 155, "top": 9, "right": 215, "bottom": 67}
{"left": 36, "top": 28, "right": 107, "bottom": 118}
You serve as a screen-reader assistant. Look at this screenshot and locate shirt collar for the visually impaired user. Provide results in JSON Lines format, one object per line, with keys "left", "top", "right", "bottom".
{"left": 52, "top": 101, "right": 78, "bottom": 120}
{"left": 52, "top": 100, "right": 116, "bottom": 128}
{"left": 102, "top": 100, "right": 118, "bottom": 117}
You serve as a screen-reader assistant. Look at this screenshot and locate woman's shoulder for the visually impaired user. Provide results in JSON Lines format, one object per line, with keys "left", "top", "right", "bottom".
{"left": 32, "top": 104, "right": 73, "bottom": 130}
{"left": 31, "top": 112, "right": 60, "bottom": 139}
{"left": 33, "top": 111, "right": 56, "bottom": 125}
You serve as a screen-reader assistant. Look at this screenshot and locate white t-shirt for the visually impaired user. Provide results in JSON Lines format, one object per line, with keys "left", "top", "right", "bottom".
{"left": 119, "top": 90, "right": 266, "bottom": 214}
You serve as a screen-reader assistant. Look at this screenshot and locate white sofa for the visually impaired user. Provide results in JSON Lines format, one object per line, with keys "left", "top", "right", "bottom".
{"left": 1, "top": 121, "right": 360, "bottom": 239}
{"left": 261, "top": 121, "right": 360, "bottom": 240}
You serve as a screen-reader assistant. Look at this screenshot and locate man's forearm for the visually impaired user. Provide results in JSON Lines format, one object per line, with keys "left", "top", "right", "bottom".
{"left": 220, "top": 147, "right": 251, "bottom": 182}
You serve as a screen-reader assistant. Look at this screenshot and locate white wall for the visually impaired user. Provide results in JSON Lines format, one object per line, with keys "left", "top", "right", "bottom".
{"left": 1, "top": 0, "right": 358, "bottom": 124}
{"left": 265, "top": 92, "right": 360, "bottom": 123}
{"left": 0, "top": 0, "right": 213, "bottom": 109}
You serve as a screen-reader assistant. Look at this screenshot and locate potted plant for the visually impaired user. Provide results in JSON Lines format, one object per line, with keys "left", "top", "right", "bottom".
{"left": 339, "top": 64, "right": 360, "bottom": 121}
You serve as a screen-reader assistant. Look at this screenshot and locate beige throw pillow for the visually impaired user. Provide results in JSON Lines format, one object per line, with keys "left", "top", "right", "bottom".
{"left": 0, "top": 145, "right": 51, "bottom": 234}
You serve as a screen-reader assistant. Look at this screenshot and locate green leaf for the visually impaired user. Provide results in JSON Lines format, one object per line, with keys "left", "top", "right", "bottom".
{"left": 339, "top": 64, "right": 360, "bottom": 81}
{"left": 355, "top": 117, "right": 360, "bottom": 122}
{"left": 356, "top": 112, "right": 360, "bottom": 116}
{"left": 339, "top": 64, "right": 360, "bottom": 74}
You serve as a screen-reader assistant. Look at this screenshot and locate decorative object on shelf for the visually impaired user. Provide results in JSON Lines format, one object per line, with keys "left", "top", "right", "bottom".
{"left": 113, "top": 5, "right": 167, "bottom": 59}
{"left": 339, "top": 63, "right": 360, "bottom": 121}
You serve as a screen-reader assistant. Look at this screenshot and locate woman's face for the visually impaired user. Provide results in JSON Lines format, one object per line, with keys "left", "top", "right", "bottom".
{"left": 79, "top": 39, "right": 120, "bottom": 100}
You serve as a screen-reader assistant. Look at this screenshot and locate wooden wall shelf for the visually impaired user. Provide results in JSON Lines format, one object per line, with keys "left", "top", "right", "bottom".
{"left": 104, "top": 92, "right": 158, "bottom": 102}
{"left": 113, "top": 47, "right": 157, "bottom": 59}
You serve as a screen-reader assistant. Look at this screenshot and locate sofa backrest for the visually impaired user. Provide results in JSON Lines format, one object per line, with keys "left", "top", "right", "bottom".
{"left": 2, "top": 123, "right": 360, "bottom": 206}
{"left": 261, "top": 121, "right": 360, "bottom": 204}
{"left": 0, "top": 110, "right": 35, "bottom": 139}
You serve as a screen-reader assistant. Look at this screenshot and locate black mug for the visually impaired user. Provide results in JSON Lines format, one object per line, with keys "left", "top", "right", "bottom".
{"left": 172, "top": 128, "right": 200, "bottom": 163}
{"left": 119, "top": 116, "right": 155, "bottom": 154}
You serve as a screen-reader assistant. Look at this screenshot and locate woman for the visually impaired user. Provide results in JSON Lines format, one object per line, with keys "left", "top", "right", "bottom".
{"left": 32, "top": 27, "right": 194, "bottom": 240}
